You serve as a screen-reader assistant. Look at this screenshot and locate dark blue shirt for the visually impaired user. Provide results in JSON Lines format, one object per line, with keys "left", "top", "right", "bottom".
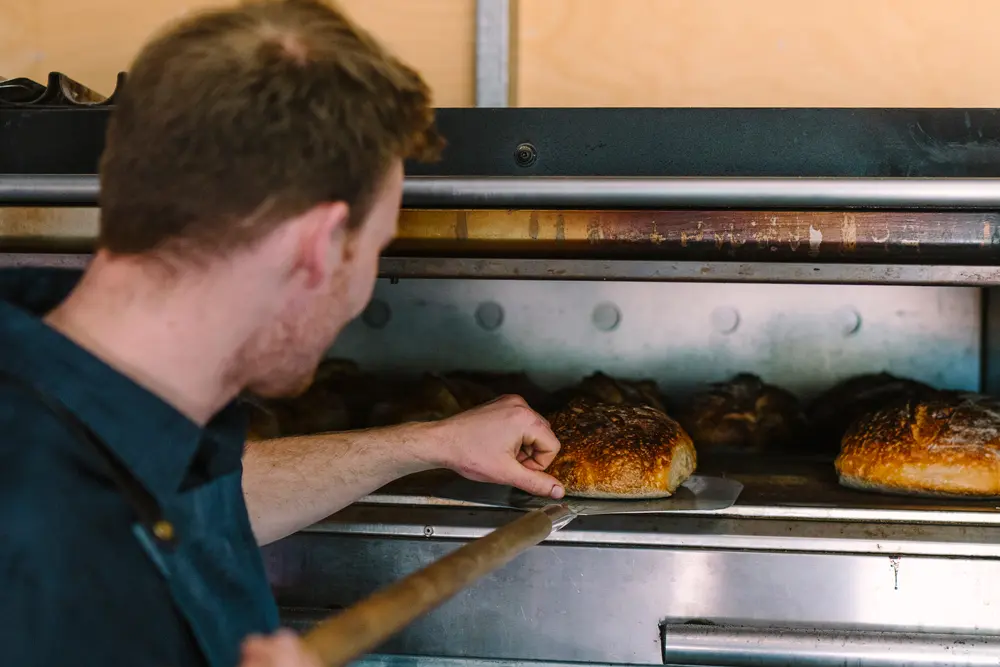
{"left": 0, "top": 268, "right": 279, "bottom": 667}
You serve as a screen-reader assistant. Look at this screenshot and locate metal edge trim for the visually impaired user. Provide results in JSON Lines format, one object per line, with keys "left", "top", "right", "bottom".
{"left": 660, "top": 624, "right": 1000, "bottom": 667}
{"left": 474, "top": 0, "right": 510, "bottom": 108}
{"left": 355, "top": 494, "right": 1000, "bottom": 526}
{"left": 378, "top": 258, "right": 1000, "bottom": 285}
{"left": 298, "top": 521, "right": 1000, "bottom": 558}
{"left": 13, "top": 175, "right": 1000, "bottom": 208}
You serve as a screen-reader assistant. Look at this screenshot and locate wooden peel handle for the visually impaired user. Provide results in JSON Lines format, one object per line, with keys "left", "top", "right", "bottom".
{"left": 302, "top": 505, "right": 570, "bottom": 667}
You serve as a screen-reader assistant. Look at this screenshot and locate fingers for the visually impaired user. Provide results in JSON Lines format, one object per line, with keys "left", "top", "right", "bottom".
{"left": 504, "top": 462, "right": 565, "bottom": 499}
{"left": 519, "top": 414, "right": 561, "bottom": 469}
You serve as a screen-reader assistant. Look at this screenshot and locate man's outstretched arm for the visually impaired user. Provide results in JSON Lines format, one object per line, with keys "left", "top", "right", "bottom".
{"left": 242, "top": 395, "right": 564, "bottom": 545}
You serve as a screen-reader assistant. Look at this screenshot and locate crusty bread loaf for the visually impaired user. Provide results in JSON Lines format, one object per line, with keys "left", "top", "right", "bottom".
{"left": 676, "top": 374, "right": 804, "bottom": 453}
{"left": 808, "top": 372, "right": 938, "bottom": 449}
{"left": 377, "top": 374, "right": 497, "bottom": 424}
{"left": 245, "top": 358, "right": 360, "bottom": 437}
{"left": 547, "top": 399, "right": 697, "bottom": 498}
{"left": 245, "top": 399, "right": 283, "bottom": 441}
{"left": 835, "top": 392, "right": 1000, "bottom": 498}
{"left": 444, "top": 371, "right": 553, "bottom": 412}
{"left": 556, "top": 372, "right": 669, "bottom": 413}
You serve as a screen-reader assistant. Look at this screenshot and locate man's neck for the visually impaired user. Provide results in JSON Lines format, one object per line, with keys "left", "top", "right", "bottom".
{"left": 44, "top": 253, "right": 272, "bottom": 425}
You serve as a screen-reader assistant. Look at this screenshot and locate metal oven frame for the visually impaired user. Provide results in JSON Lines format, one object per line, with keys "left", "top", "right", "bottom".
{"left": 5, "top": 85, "right": 1000, "bottom": 666}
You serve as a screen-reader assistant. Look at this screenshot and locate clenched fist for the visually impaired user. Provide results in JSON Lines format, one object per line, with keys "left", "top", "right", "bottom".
{"left": 421, "top": 395, "right": 565, "bottom": 499}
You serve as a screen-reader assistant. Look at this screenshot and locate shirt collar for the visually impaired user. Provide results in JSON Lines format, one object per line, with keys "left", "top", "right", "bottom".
{"left": 0, "top": 268, "right": 245, "bottom": 498}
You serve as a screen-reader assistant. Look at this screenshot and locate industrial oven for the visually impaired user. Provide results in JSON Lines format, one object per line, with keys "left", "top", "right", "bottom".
{"left": 5, "top": 73, "right": 1000, "bottom": 667}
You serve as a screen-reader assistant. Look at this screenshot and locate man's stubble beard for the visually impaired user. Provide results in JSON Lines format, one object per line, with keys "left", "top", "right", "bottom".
{"left": 239, "top": 277, "right": 353, "bottom": 400}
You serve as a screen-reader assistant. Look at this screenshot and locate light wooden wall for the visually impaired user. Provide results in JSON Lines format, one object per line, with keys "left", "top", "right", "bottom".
{"left": 514, "top": 0, "right": 1000, "bottom": 107}
{"left": 3, "top": 0, "right": 1000, "bottom": 107}
{"left": 0, "top": 0, "right": 476, "bottom": 106}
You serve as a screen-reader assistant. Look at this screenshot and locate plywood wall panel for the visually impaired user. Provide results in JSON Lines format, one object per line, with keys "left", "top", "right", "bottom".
{"left": 515, "top": 0, "right": 1000, "bottom": 107}
{"left": 0, "top": 0, "right": 475, "bottom": 106}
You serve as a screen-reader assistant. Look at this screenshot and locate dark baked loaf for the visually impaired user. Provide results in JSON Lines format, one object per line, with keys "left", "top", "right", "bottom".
{"left": 377, "top": 374, "right": 497, "bottom": 424}
{"left": 547, "top": 399, "right": 696, "bottom": 498}
{"left": 807, "top": 373, "right": 939, "bottom": 448}
{"left": 246, "top": 358, "right": 360, "bottom": 437}
{"left": 444, "top": 371, "right": 553, "bottom": 412}
{"left": 835, "top": 392, "right": 1000, "bottom": 497}
{"left": 556, "top": 372, "right": 669, "bottom": 413}
{"left": 245, "top": 399, "right": 283, "bottom": 441}
{"left": 676, "top": 373, "right": 804, "bottom": 453}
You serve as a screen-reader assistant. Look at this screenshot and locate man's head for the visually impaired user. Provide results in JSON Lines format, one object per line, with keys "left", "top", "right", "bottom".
{"left": 97, "top": 0, "right": 440, "bottom": 397}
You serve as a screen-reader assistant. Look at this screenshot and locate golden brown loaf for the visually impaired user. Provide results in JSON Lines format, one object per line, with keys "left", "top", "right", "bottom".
{"left": 547, "top": 399, "right": 697, "bottom": 498}
{"left": 808, "top": 372, "right": 938, "bottom": 449}
{"left": 676, "top": 374, "right": 804, "bottom": 453}
{"left": 836, "top": 392, "right": 1000, "bottom": 497}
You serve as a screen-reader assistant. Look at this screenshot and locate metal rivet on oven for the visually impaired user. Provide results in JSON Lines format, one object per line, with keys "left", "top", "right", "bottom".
{"left": 592, "top": 303, "right": 621, "bottom": 332}
{"left": 834, "top": 306, "right": 862, "bottom": 336}
{"left": 475, "top": 301, "right": 505, "bottom": 331}
{"left": 514, "top": 142, "right": 538, "bottom": 167}
{"left": 711, "top": 307, "right": 740, "bottom": 334}
{"left": 423, "top": 526, "right": 434, "bottom": 537}
{"left": 361, "top": 299, "right": 391, "bottom": 329}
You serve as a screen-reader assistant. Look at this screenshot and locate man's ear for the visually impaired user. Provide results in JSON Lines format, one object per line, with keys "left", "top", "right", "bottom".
{"left": 296, "top": 201, "right": 350, "bottom": 290}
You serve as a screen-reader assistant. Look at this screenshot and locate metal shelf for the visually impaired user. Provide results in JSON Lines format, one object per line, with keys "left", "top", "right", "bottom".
{"left": 379, "top": 257, "right": 1000, "bottom": 285}
{"left": 4, "top": 253, "right": 1000, "bottom": 286}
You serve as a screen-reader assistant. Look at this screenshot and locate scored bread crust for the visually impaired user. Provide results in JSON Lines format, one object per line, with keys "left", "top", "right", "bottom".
{"left": 807, "top": 372, "right": 938, "bottom": 450}
{"left": 547, "top": 400, "right": 697, "bottom": 499}
{"left": 676, "top": 373, "right": 804, "bottom": 453}
{"left": 835, "top": 393, "right": 1000, "bottom": 498}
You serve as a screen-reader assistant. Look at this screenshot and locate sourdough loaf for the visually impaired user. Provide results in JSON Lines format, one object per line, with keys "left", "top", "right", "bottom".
{"left": 808, "top": 372, "right": 938, "bottom": 448}
{"left": 547, "top": 399, "right": 696, "bottom": 498}
{"left": 835, "top": 392, "right": 1000, "bottom": 498}
{"left": 556, "top": 372, "right": 669, "bottom": 413}
{"left": 676, "top": 374, "right": 804, "bottom": 453}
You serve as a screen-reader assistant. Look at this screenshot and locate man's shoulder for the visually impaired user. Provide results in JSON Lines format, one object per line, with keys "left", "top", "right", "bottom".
{"left": 0, "top": 380, "right": 77, "bottom": 448}
{"left": 0, "top": 381, "right": 93, "bottom": 499}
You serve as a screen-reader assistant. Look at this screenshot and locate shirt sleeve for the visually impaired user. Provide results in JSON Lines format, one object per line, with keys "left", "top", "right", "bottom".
{"left": 0, "top": 268, "right": 82, "bottom": 316}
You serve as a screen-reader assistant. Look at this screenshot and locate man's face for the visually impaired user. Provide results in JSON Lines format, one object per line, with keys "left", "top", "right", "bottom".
{"left": 243, "top": 160, "right": 403, "bottom": 398}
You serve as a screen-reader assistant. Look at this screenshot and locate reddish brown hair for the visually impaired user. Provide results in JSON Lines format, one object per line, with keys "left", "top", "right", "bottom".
{"left": 98, "top": 0, "right": 441, "bottom": 257}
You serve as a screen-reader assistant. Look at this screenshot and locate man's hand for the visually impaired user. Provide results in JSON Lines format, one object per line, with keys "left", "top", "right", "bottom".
{"left": 244, "top": 394, "right": 564, "bottom": 545}
{"left": 239, "top": 630, "right": 322, "bottom": 667}
{"left": 422, "top": 395, "right": 565, "bottom": 499}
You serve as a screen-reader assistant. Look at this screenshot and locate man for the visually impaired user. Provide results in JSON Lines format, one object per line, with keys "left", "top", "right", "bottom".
{"left": 0, "top": 1, "right": 564, "bottom": 666}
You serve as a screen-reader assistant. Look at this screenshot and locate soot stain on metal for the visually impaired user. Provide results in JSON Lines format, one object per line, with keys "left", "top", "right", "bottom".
{"left": 755, "top": 217, "right": 772, "bottom": 249}
{"left": 842, "top": 213, "right": 857, "bottom": 252}
{"left": 728, "top": 223, "right": 747, "bottom": 254}
{"left": 455, "top": 211, "right": 468, "bottom": 240}
{"left": 555, "top": 214, "right": 565, "bottom": 241}
{"left": 587, "top": 216, "right": 602, "bottom": 244}
{"left": 649, "top": 222, "right": 665, "bottom": 244}
{"left": 889, "top": 555, "right": 901, "bottom": 591}
{"left": 788, "top": 224, "right": 802, "bottom": 252}
{"left": 528, "top": 211, "right": 539, "bottom": 240}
